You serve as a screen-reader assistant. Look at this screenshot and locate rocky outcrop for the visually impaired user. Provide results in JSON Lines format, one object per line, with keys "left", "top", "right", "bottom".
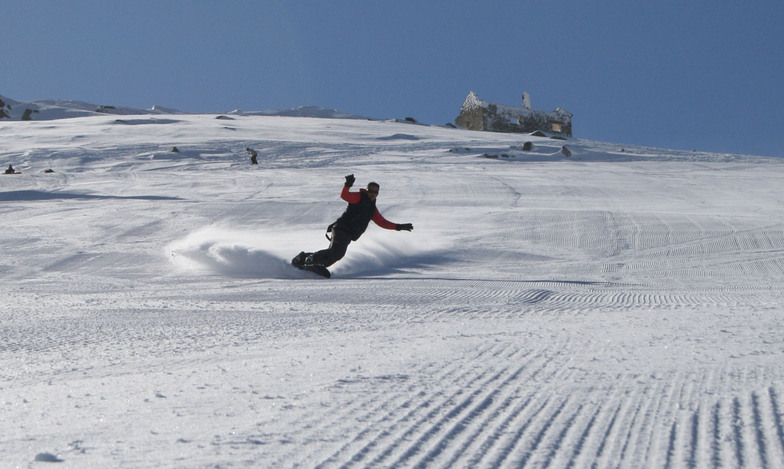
{"left": 455, "top": 91, "right": 572, "bottom": 137}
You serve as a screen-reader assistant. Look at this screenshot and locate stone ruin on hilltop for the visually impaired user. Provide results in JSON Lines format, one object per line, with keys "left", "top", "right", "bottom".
{"left": 455, "top": 91, "right": 573, "bottom": 137}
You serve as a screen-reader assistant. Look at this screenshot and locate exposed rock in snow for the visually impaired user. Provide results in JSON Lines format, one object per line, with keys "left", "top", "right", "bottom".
{"left": 455, "top": 90, "right": 573, "bottom": 137}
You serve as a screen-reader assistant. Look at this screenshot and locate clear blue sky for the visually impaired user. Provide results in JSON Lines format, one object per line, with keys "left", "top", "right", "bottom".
{"left": 3, "top": 1, "right": 783, "bottom": 157}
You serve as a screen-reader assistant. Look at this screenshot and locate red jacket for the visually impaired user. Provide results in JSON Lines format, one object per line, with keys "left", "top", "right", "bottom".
{"left": 336, "top": 186, "right": 397, "bottom": 239}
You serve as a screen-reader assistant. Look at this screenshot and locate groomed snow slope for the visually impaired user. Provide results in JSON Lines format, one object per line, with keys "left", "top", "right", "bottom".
{"left": 2, "top": 114, "right": 784, "bottom": 467}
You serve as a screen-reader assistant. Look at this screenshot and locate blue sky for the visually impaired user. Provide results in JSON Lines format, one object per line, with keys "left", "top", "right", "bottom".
{"left": 3, "top": 1, "right": 783, "bottom": 157}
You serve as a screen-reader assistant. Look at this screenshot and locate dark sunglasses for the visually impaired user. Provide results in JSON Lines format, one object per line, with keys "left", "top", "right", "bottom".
{"left": 367, "top": 189, "right": 379, "bottom": 194}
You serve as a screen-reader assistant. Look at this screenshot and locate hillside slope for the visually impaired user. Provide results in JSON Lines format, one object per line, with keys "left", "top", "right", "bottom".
{"left": 2, "top": 115, "right": 784, "bottom": 467}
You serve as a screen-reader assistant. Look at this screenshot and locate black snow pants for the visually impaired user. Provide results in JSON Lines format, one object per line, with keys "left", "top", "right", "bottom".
{"left": 311, "top": 228, "right": 352, "bottom": 267}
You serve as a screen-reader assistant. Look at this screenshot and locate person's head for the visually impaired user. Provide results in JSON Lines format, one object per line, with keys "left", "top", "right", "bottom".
{"left": 366, "top": 182, "right": 379, "bottom": 200}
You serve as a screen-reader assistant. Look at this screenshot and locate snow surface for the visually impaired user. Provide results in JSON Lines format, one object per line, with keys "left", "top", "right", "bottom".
{"left": 2, "top": 113, "right": 784, "bottom": 468}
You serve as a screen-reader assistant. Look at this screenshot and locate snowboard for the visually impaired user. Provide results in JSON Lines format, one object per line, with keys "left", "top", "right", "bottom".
{"left": 291, "top": 252, "right": 331, "bottom": 278}
{"left": 294, "top": 264, "right": 331, "bottom": 278}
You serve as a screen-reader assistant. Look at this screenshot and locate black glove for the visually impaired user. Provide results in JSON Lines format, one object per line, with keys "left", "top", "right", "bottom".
{"left": 344, "top": 174, "right": 355, "bottom": 187}
{"left": 396, "top": 223, "right": 413, "bottom": 232}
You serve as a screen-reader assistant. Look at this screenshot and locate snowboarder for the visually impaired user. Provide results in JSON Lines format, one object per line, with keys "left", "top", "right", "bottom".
{"left": 292, "top": 174, "right": 413, "bottom": 273}
{"left": 4, "top": 165, "right": 16, "bottom": 174}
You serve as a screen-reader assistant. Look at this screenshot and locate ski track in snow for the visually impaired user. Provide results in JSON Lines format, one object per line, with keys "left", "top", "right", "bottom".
{"left": 1, "top": 114, "right": 784, "bottom": 467}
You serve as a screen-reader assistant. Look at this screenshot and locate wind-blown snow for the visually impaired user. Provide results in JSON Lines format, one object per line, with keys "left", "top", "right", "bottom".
{"left": 2, "top": 112, "right": 784, "bottom": 467}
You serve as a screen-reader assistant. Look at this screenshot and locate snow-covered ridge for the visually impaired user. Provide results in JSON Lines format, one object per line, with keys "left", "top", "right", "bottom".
{"left": 227, "top": 105, "right": 366, "bottom": 119}
{"left": 0, "top": 93, "right": 161, "bottom": 120}
{"left": 0, "top": 93, "right": 365, "bottom": 121}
